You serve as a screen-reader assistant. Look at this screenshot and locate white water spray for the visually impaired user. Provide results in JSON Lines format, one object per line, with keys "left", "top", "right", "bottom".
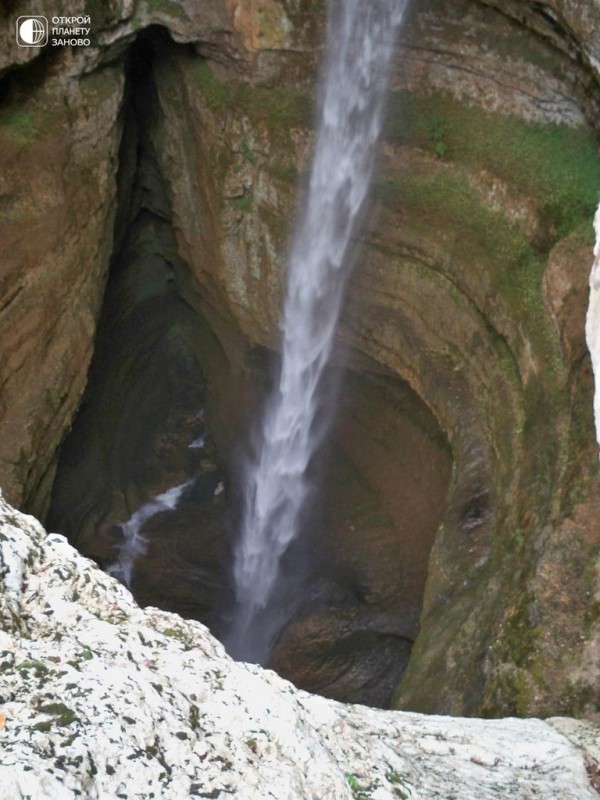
{"left": 107, "top": 480, "right": 192, "bottom": 587}
{"left": 585, "top": 202, "right": 600, "bottom": 456}
{"left": 227, "top": 0, "right": 407, "bottom": 661}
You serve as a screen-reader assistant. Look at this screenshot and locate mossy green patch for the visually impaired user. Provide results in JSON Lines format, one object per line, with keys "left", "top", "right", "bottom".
{"left": 0, "top": 109, "right": 39, "bottom": 146}
{"left": 254, "top": 3, "right": 291, "bottom": 46}
{"left": 17, "top": 659, "right": 50, "bottom": 675}
{"left": 32, "top": 720, "right": 53, "bottom": 733}
{"left": 267, "top": 163, "right": 299, "bottom": 184}
{"left": 345, "top": 773, "right": 372, "bottom": 799}
{"left": 37, "top": 703, "right": 76, "bottom": 727}
{"left": 376, "top": 168, "right": 566, "bottom": 484}
{"left": 375, "top": 171, "right": 557, "bottom": 362}
{"left": 192, "top": 62, "right": 232, "bottom": 112}
{"left": 192, "top": 60, "right": 312, "bottom": 142}
{"left": 557, "top": 680, "right": 596, "bottom": 713}
{"left": 162, "top": 626, "right": 187, "bottom": 640}
{"left": 480, "top": 579, "right": 549, "bottom": 717}
{"left": 189, "top": 705, "right": 200, "bottom": 730}
{"left": 240, "top": 136, "right": 258, "bottom": 166}
{"left": 231, "top": 193, "right": 252, "bottom": 214}
{"left": 386, "top": 771, "right": 411, "bottom": 798}
{"left": 376, "top": 171, "right": 532, "bottom": 268}
{"left": 482, "top": 667, "right": 535, "bottom": 718}
{"left": 497, "top": 589, "right": 539, "bottom": 670}
{"left": 385, "top": 91, "right": 600, "bottom": 238}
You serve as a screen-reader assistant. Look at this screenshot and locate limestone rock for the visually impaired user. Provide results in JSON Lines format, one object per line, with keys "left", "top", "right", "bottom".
{"left": 586, "top": 204, "right": 600, "bottom": 452}
{"left": 0, "top": 492, "right": 599, "bottom": 799}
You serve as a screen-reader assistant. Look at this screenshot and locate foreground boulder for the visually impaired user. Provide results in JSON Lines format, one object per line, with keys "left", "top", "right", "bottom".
{"left": 0, "top": 491, "right": 597, "bottom": 799}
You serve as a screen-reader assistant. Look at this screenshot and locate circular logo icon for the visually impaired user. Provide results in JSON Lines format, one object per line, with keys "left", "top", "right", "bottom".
{"left": 19, "top": 18, "right": 45, "bottom": 45}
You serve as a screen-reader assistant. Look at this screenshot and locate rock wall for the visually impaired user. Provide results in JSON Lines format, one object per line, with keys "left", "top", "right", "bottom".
{"left": 0, "top": 0, "right": 599, "bottom": 717}
{"left": 0, "top": 47, "right": 123, "bottom": 516}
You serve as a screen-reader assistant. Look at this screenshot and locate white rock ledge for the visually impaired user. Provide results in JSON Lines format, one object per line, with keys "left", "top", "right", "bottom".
{"left": 0, "top": 491, "right": 598, "bottom": 800}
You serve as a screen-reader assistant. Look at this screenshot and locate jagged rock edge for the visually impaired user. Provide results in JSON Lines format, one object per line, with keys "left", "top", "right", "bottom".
{"left": 0, "top": 490, "right": 598, "bottom": 799}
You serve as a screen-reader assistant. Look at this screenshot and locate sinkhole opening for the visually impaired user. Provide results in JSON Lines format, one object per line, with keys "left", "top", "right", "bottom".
{"left": 47, "top": 28, "right": 452, "bottom": 709}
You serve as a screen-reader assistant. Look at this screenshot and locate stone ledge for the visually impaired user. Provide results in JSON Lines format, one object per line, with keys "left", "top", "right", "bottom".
{"left": 0, "top": 490, "right": 597, "bottom": 799}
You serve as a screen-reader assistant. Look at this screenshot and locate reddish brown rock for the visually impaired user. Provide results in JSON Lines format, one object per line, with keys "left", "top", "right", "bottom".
{"left": 0, "top": 51, "right": 124, "bottom": 516}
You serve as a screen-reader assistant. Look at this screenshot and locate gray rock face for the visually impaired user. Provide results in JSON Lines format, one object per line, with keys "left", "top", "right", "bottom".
{"left": 0, "top": 492, "right": 598, "bottom": 799}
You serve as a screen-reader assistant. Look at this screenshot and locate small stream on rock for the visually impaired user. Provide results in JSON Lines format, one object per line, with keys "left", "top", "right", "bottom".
{"left": 225, "top": 0, "right": 408, "bottom": 662}
{"left": 106, "top": 479, "right": 193, "bottom": 587}
{"left": 47, "top": 13, "right": 453, "bottom": 708}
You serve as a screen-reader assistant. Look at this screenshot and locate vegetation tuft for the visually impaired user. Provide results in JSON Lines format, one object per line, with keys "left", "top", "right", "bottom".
{"left": 384, "top": 91, "right": 600, "bottom": 238}
{"left": 192, "top": 61, "right": 313, "bottom": 140}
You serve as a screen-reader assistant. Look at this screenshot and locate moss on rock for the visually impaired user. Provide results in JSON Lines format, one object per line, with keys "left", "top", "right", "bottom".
{"left": 192, "top": 60, "right": 313, "bottom": 141}
{"left": 385, "top": 91, "right": 600, "bottom": 238}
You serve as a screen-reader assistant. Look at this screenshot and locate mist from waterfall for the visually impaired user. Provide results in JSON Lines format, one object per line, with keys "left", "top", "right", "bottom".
{"left": 226, "top": 0, "right": 407, "bottom": 662}
{"left": 585, "top": 202, "right": 600, "bottom": 456}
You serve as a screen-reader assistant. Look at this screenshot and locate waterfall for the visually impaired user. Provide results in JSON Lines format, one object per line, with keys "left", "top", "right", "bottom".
{"left": 226, "top": 0, "right": 407, "bottom": 661}
{"left": 585, "top": 202, "right": 600, "bottom": 456}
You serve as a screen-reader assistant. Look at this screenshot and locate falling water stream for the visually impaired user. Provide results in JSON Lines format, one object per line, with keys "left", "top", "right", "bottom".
{"left": 107, "top": 479, "right": 193, "bottom": 586}
{"left": 226, "top": 0, "right": 407, "bottom": 661}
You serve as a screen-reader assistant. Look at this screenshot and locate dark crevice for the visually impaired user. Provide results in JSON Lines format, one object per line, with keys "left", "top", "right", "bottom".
{"left": 48, "top": 28, "right": 230, "bottom": 625}
{"left": 0, "top": 37, "right": 63, "bottom": 88}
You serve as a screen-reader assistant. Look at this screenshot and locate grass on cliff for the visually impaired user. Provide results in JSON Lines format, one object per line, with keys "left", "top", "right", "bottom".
{"left": 376, "top": 168, "right": 567, "bottom": 498}
{"left": 376, "top": 170, "right": 538, "bottom": 297}
{"left": 384, "top": 91, "right": 600, "bottom": 238}
{"left": 381, "top": 91, "right": 600, "bottom": 505}
{"left": 192, "top": 60, "right": 313, "bottom": 137}
{"left": 144, "top": 0, "right": 182, "bottom": 11}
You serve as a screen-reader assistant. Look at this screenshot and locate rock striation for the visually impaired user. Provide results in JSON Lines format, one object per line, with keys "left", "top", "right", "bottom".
{"left": 0, "top": 491, "right": 599, "bottom": 800}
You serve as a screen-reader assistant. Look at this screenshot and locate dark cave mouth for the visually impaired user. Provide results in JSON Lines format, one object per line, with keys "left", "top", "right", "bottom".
{"left": 46, "top": 28, "right": 453, "bottom": 709}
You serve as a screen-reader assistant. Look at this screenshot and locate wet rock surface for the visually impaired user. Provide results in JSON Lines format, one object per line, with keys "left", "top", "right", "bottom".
{"left": 0, "top": 49, "right": 124, "bottom": 515}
